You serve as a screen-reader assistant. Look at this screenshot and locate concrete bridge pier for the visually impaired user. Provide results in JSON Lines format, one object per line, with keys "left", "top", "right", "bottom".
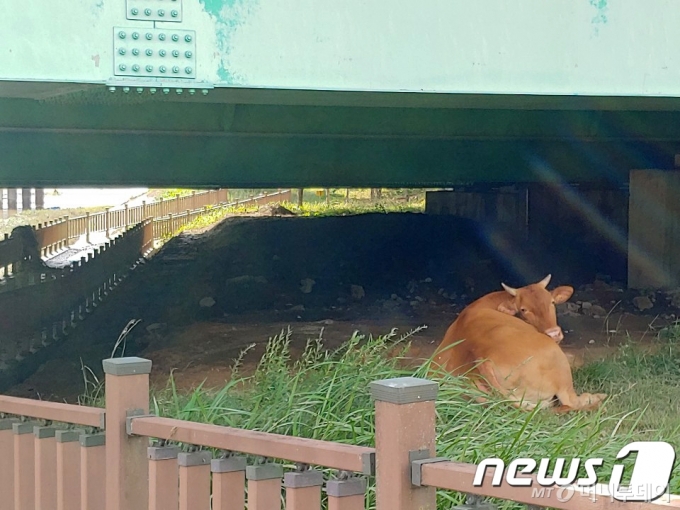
{"left": 35, "top": 189, "right": 44, "bottom": 210}
{"left": 21, "top": 188, "right": 31, "bottom": 210}
{"left": 627, "top": 169, "right": 680, "bottom": 290}
{"left": 7, "top": 189, "right": 17, "bottom": 211}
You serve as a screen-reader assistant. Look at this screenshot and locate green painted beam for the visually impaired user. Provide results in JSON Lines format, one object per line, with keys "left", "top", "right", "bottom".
{"left": 0, "top": 129, "right": 670, "bottom": 188}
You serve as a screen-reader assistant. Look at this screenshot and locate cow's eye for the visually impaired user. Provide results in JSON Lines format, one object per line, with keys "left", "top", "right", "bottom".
{"left": 520, "top": 308, "right": 528, "bottom": 313}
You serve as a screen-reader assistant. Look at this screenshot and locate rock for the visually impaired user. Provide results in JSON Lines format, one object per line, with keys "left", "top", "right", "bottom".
{"left": 300, "top": 278, "right": 316, "bottom": 294}
{"left": 423, "top": 277, "right": 433, "bottom": 283}
{"left": 267, "top": 204, "right": 297, "bottom": 216}
{"left": 410, "top": 301, "right": 419, "bottom": 307}
{"left": 581, "top": 302, "right": 592, "bottom": 310}
{"left": 670, "top": 293, "right": 680, "bottom": 309}
{"left": 350, "top": 285, "right": 365, "bottom": 300}
{"left": 438, "top": 288, "right": 445, "bottom": 295}
{"left": 589, "top": 305, "right": 607, "bottom": 318}
{"left": 199, "top": 297, "right": 216, "bottom": 308}
{"left": 145, "top": 323, "right": 165, "bottom": 333}
{"left": 633, "top": 295, "right": 653, "bottom": 311}
{"left": 565, "top": 302, "right": 580, "bottom": 313}
{"left": 588, "top": 339, "right": 595, "bottom": 344}
{"left": 226, "top": 275, "right": 268, "bottom": 286}
{"left": 289, "top": 305, "right": 305, "bottom": 312}
{"left": 415, "top": 296, "right": 424, "bottom": 302}
{"left": 337, "top": 297, "right": 347, "bottom": 304}
{"left": 391, "top": 294, "right": 399, "bottom": 300}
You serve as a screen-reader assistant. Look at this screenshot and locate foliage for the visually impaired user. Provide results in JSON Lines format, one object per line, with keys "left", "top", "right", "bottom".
{"left": 83, "top": 324, "right": 680, "bottom": 509}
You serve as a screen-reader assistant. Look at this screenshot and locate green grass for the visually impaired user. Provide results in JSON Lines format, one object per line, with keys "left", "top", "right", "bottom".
{"left": 82, "top": 324, "right": 680, "bottom": 509}
{"left": 161, "top": 189, "right": 426, "bottom": 239}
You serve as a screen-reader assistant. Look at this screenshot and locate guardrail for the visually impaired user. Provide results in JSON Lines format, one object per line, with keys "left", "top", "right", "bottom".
{"left": 0, "top": 358, "right": 677, "bottom": 510}
{"left": 0, "top": 189, "right": 291, "bottom": 287}
{"left": 0, "top": 220, "right": 154, "bottom": 362}
{"left": 0, "top": 189, "right": 230, "bottom": 277}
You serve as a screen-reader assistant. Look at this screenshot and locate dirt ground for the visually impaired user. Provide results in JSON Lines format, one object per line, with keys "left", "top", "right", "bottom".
{"left": 5, "top": 210, "right": 678, "bottom": 402}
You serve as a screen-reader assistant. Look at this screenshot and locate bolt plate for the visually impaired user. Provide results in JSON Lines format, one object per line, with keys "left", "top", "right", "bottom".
{"left": 113, "top": 27, "right": 196, "bottom": 79}
{"left": 126, "top": 0, "right": 182, "bottom": 22}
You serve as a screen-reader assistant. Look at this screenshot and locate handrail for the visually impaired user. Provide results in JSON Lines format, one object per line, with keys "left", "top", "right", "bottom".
{"left": 128, "top": 415, "right": 374, "bottom": 475}
{"left": 0, "top": 395, "right": 105, "bottom": 428}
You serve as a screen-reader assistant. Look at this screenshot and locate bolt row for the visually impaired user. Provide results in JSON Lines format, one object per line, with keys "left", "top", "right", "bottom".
{"left": 130, "top": 8, "right": 179, "bottom": 17}
{"left": 119, "top": 49, "right": 192, "bottom": 58}
{"left": 108, "top": 87, "right": 210, "bottom": 96}
{"left": 118, "top": 64, "right": 192, "bottom": 74}
{"left": 118, "top": 31, "right": 192, "bottom": 43}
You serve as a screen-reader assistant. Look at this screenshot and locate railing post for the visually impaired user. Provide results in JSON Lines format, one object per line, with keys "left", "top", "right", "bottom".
{"left": 124, "top": 204, "right": 129, "bottom": 230}
{"left": 105, "top": 209, "right": 110, "bottom": 239}
{"left": 85, "top": 212, "right": 91, "bottom": 244}
{"left": 369, "top": 377, "right": 438, "bottom": 510}
{"left": 103, "top": 356, "right": 151, "bottom": 510}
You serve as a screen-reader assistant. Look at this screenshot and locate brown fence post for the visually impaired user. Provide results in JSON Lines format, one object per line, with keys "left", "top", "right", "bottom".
{"left": 34, "top": 426, "right": 57, "bottom": 510}
{"left": 80, "top": 433, "right": 106, "bottom": 510}
{"left": 148, "top": 445, "right": 179, "bottom": 510}
{"left": 246, "top": 464, "right": 283, "bottom": 510}
{"left": 284, "top": 469, "right": 324, "bottom": 509}
{"left": 0, "top": 419, "right": 18, "bottom": 509}
{"left": 14, "top": 422, "right": 37, "bottom": 510}
{"left": 103, "top": 357, "right": 152, "bottom": 510}
{"left": 326, "top": 478, "right": 367, "bottom": 510}
{"left": 369, "top": 377, "right": 438, "bottom": 510}
{"left": 56, "top": 430, "right": 81, "bottom": 510}
{"left": 211, "top": 456, "right": 247, "bottom": 510}
{"left": 178, "top": 451, "right": 212, "bottom": 510}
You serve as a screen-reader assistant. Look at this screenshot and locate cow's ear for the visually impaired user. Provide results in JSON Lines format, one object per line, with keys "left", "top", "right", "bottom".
{"left": 497, "top": 299, "right": 518, "bottom": 315}
{"left": 551, "top": 286, "right": 574, "bottom": 304}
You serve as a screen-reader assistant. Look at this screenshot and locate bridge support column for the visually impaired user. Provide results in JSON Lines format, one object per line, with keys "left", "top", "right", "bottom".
{"left": 35, "top": 189, "right": 44, "bottom": 209}
{"left": 21, "top": 188, "right": 31, "bottom": 210}
{"left": 7, "top": 189, "right": 17, "bottom": 211}
{"left": 628, "top": 169, "right": 680, "bottom": 289}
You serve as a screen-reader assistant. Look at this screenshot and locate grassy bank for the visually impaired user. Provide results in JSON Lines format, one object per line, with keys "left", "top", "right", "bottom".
{"left": 83, "top": 324, "right": 680, "bottom": 509}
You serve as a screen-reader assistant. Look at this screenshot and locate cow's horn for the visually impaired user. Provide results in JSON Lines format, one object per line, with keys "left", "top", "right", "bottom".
{"left": 501, "top": 282, "right": 517, "bottom": 296}
{"left": 537, "top": 274, "right": 552, "bottom": 288}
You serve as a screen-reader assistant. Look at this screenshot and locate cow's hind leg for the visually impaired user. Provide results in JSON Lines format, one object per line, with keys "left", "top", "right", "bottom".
{"left": 554, "top": 387, "right": 607, "bottom": 413}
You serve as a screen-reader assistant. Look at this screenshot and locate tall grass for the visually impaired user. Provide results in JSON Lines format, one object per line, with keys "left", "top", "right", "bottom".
{"left": 83, "top": 324, "right": 680, "bottom": 509}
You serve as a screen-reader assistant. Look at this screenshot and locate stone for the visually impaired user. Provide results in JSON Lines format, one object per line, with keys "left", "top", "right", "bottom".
{"left": 633, "top": 295, "right": 654, "bottom": 311}
{"left": 289, "top": 305, "right": 305, "bottom": 312}
{"left": 300, "top": 278, "right": 316, "bottom": 294}
{"left": 350, "top": 285, "right": 365, "bottom": 300}
{"left": 565, "top": 302, "right": 580, "bottom": 313}
{"left": 589, "top": 339, "right": 596, "bottom": 344}
{"left": 581, "top": 302, "right": 592, "bottom": 310}
{"left": 590, "top": 305, "right": 607, "bottom": 317}
{"left": 199, "top": 297, "right": 216, "bottom": 308}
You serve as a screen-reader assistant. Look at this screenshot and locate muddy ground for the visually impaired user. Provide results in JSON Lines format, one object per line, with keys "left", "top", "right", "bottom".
{"left": 6, "top": 211, "right": 679, "bottom": 402}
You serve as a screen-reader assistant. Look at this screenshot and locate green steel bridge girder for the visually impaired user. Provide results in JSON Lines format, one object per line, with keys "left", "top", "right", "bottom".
{"left": 1, "top": 92, "right": 680, "bottom": 187}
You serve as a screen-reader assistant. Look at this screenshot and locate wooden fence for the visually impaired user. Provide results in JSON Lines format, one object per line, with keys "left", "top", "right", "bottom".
{"left": 0, "top": 189, "right": 291, "bottom": 283}
{"left": 0, "top": 357, "right": 677, "bottom": 510}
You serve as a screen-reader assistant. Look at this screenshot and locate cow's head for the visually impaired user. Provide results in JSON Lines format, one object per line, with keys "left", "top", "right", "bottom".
{"left": 497, "top": 274, "right": 573, "bottom": 342}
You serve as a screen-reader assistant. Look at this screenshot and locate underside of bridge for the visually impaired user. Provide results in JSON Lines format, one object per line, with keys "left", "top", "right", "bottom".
{"left": 2, "top": 84, "right": 680, "bottom": 188}
{"left": 4, "top": 0, "right": 680, "bottom": 290}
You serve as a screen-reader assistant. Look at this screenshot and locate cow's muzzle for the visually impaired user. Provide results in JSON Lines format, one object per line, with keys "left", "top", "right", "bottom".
{"left": 544, "top": 327, "right": 564, "bottom": 342}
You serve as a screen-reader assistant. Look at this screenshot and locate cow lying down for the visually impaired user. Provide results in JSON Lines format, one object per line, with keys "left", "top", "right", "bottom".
{"left": 430, "top": 274, "right": 606, "bottom": 413}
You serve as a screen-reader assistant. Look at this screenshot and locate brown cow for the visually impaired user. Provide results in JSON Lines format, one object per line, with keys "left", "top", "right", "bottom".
{"left": 430, "top": 275, "right": 606, "bottom": 412}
